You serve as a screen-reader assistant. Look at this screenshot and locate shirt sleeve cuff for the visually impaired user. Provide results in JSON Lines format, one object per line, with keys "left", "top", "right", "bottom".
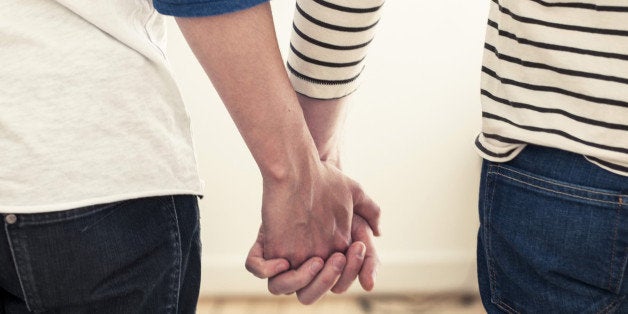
{"left": 286, "top": 0, "right": 383, "bottom": 99}
{"left": 287, "top": 63, "right": 363, "bottom": 100}
{"left": 153, "top": 0, "right": 270, "bottom": 17}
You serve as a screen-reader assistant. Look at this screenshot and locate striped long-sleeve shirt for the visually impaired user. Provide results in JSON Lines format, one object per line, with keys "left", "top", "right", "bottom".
{"left": 286, "top": 0, "right": 384, "bottom": 99}
{"left": 475, "top": 0, "right": 628, "bottom": 176}
{"left": 292, "top": 0, "right": 627, "bottom": 176}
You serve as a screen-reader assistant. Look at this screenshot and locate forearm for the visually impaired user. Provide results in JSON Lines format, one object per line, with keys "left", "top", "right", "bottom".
{"left": 297, "top": 94, "right": 348, "bottom": 165}
{"left": 175, "top": 3, "right": 319, "bottom": 182}
{"left": 289, "top": 0, "right": 384, "bottom": 163}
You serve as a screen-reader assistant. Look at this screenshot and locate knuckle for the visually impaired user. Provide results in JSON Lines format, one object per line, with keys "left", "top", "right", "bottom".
{"left": 338, "top": 236, "right": 351, "bottom": 250}
{"left": 320, "top": 275, "right": 336, "bottom": 287}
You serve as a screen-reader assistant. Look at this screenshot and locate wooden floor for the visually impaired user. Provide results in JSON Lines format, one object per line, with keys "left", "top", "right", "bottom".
{"left": 197, "top": 294, "right": 485, "bottom": 314}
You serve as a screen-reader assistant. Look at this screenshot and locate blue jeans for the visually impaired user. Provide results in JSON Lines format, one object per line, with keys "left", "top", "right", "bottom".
{"left": 0, "top": 195, "right": 201, "bottom": 313}
{"left": 477, "top": 145, "right": 628, "bottom": 313}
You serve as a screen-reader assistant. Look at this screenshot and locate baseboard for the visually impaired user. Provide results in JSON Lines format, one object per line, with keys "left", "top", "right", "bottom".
{"left": 199, "top": 250, "right": 478, "bottom": 296}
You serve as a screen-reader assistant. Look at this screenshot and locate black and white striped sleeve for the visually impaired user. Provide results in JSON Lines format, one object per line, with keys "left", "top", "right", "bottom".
{"left": 287, "top": 0, "right": 384, "bottom": 99}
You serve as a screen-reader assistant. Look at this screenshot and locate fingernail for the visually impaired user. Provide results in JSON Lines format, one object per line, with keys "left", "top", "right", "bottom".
{"left": 357, "top": 245, "right": 366, "bottom": 259}
{"left": 310, "top": 260, "right": 323, "bottom": 272}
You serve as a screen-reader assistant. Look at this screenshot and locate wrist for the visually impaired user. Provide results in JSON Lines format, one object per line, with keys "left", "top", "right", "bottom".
{"left": 259, "top": 134, "right": 321, "bottom": 186}
{"left": 297, "top": 93, "right": 348, "bottom": 159}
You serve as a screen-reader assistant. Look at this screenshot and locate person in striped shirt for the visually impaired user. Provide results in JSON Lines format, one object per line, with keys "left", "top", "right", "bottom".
{"left": 474, "top": 0, "right": 628, "bottom": 312}
{"left": 250, "top": 0, "right": 628, "bottom": 312}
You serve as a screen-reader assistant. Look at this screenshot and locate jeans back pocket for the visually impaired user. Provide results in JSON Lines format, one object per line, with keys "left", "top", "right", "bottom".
{"left": 480, "top": 162, "right": 627, "bottom": 313}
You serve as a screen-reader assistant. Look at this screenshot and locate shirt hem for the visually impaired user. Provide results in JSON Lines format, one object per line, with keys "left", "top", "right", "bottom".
{"left": 0, "top": 189, "right": 205, "bottom": 214}
{"left": 474, "top": 136, "right": 628, "bottom": 177}
{"left": 584, "top": 156, "right": 628, "bottom": 177}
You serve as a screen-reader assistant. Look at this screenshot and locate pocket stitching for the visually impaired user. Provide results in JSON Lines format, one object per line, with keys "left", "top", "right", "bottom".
{"left": 497, "top": 166, "right": 621, "bottom": 197}
{"left": 596, "top": 295, "right": 625, "bottom": 314}
{"left": 489, "top": 171, "right": 620, "bottom": 206}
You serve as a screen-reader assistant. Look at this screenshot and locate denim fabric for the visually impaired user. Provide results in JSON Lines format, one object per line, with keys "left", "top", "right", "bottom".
{"left": 477, "top": 145, "right": 628, "bottom": 313}
{"left": 153, "top": 0, "right": 269, "bottom": 17}
{"left": 0, "top": 195, "right": 201, "bottom": 313}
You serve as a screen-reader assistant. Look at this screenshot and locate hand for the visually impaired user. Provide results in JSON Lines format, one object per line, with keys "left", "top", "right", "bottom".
{"left": 261, "top": 160, "right": 380, "bottom": 269}
{"left": 245, "top": 214, "right": 380, "bottom": 304}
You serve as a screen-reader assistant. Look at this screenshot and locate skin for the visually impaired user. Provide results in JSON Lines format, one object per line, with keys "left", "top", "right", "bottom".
{"left": 246, "top": 214, "right": 380, "bottom": 304}
{"left": 245, "top": 95, "right": 381, "bottom": 304}
{"left": 175, "top": 2, "right": 380, "bottom": 304}
{"left": 298, "top": 94, "right": 349, "bottom": 168}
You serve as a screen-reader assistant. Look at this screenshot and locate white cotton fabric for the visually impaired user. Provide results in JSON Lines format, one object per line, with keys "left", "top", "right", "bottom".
{"left": 0, "top": 0, "right": 205, "bottom": 213}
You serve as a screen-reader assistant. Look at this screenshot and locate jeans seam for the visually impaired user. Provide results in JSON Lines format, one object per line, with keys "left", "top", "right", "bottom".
{"left": 485, "top": 165, "right": 499, "bottom": 306}
{"left": 485, "top": 164, "right": 495, "bottom": 296}
{"left": 486, "top": 165, "right": 521, "bottom": 314}
{"left": 4, "top": 224, "right": 38, "bottom": 312}
{"left": 618, "top": 246, "right": 628, "bottom": 297}
{"left": 608, "top": 200, "right": 620, "bottom": 292}
{"left": 489, "top": 172, "right": 620, "bottom": 206}
{"left": 596, "top": 295, "right": 625, "bottom": 314}
{"left": 616, "top": 197, "right": 628, "bottom": 295}
{"left": 167, "top": 196, "right": 183, "bottom": 314}
{"left": 496, "top": 300, "right": 520, "bottom": 314}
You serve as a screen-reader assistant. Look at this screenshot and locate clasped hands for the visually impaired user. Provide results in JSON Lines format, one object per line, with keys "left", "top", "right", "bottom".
{"left": 245, "top": 160, "right": 381, "bottom": 304}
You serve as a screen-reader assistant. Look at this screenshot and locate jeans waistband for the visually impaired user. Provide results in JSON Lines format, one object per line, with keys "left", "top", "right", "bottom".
{"left": 498, "top": 145, "right": 628, "bottom": 194}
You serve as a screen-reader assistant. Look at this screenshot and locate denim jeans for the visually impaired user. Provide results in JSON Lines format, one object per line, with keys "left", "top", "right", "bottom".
{"left": 0, "top": 195, "right": 201, "bottom": 313}
{"left": 477, "top": 145, "right": 628, "bottom": 313}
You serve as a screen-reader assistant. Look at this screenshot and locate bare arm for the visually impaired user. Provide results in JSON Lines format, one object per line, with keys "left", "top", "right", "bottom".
{"left": 175, "top": 2, "right": 380, "bottom": 268}
{"left": 176, "top": 4, "right": 316, "bottom": 183}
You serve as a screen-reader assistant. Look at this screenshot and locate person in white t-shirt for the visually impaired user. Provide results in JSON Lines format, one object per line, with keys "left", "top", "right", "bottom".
{"left": 0, "top": 0, "right": 383, "bottom": 312}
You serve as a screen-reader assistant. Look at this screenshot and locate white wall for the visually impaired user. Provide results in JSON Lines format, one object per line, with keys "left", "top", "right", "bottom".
{"left": 165, "top": 0, "right": 489, "bottom": 296}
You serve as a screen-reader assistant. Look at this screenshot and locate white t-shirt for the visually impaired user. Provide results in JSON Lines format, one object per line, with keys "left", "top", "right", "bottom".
{"left": 1, "top": 0, "right": 204, "bottom": 213}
